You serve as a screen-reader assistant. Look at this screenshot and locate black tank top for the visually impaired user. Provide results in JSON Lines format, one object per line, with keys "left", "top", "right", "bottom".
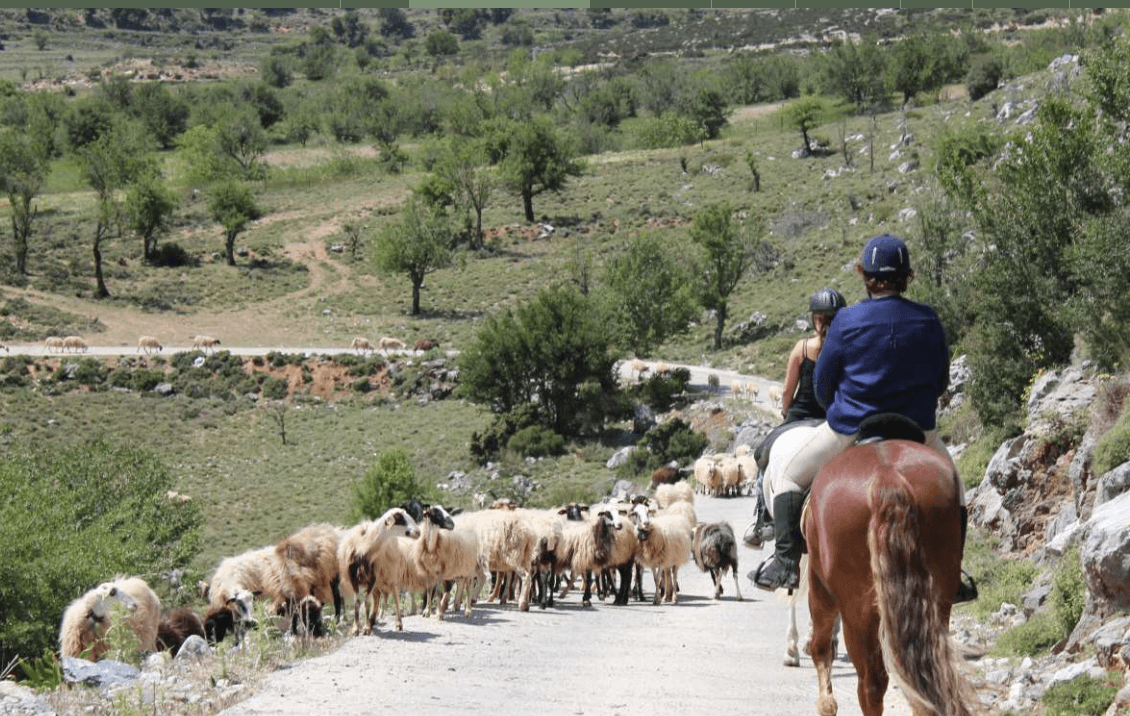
{"left": 785, "top": 340, "right": 825, "bottom": 423}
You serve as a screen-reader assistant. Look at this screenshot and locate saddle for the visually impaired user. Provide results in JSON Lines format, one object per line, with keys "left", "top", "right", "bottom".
{"left": 855, "top": 413, "right": 925, "bottom": 445}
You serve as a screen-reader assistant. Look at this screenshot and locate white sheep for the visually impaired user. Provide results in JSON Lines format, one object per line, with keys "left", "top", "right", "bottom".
{"left": 377, "top": 336, "right": 406, "bottom": 351}
{"left": 203, "top": 546, "right": 278, "bottom": 643}
{"left": 412, "top": 505, "right": 485, "bottom": 621}
{"left": 730, "top": 379, "right": 743, "bottom": 397}
{"left": 629, "top": 359, "right": 648, "bottom": 381}
{"left": 137, "top": 335, "right": 162, "bottom": 354}
{"left": 59, "top": 577, "right": 160, "bottom": 660}
{"left": 655, "top": 482, "right": 694, "bottom": 511}
{"left": 513, "top": 507, "right": 566, "bottom": 609}
{"left": 693, "top": 456, "right": 724, "bottom": 496}
{"left": 768, "top": 386, "right": 783, "bottom": 408}
{"left": 365, "top": 533, "right": 434, "bottom": 632}
{"left": 556, "top": 507, "right": 619, "bottom": 607}
{"left": 44, "top": 336, "right": 64, "bottom": 353}
{"left": 745, "top": 381, "right": 760, "bottom": 399}
{"left": 62, "top": 335, "right": 88, "bottom": 353}
{"left": 192, "top": 335, "right": 221, "bottom": 353}
{"left": 336, "top": 508, "right": 419, "bottom": 634}
{"left": 718, "top": 454, "right": 742, "bottom": 497}
{"left": 453, "top": 508, "right": 536, "bottom": 611}
{"left": 350, "top": 336, "right": 375, "bottom": 355}
{"left": 631, "top": 504, "right": 692, "bottom": 605}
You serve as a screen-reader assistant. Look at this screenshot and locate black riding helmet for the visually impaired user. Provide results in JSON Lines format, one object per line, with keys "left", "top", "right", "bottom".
{"left": 809, "top": 287, "right": 846, "bottom": 318}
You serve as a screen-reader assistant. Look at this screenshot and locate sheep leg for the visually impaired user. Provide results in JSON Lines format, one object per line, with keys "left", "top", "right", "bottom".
{"left": 670, "top": 567, "right": 680, "bottom": 604}
{"left": 710, "top": 568, "right": 723, "bottom": 600}
{"left": 613, "top": 562, "right": 633, "bottom": 606}
{"left": 633, "top": 562, "right": 645, "bottom": 602}
{"left": 651, "top": 568, "right": 662, "bottom": 606}
{"left": 517, "top": 569, "right": 532, "bottom": 612}
{"left": 582, "top": 569, "right": 594, "bottom": 607}
{"left": 331, "top": 577, "right": 344, "bottom": 624}
{"left": 731, "top": 565, "right": 744, "bottom": 601}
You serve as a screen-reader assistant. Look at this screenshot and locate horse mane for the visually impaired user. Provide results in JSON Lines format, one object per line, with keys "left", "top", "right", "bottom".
{"left": 868, "top": 473, "right": 975, "bottom": 716}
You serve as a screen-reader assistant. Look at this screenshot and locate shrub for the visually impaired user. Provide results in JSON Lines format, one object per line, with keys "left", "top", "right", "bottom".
{"left": 1092, "top": 406, "right": 1130, "bottom": 476}
{"left": 151, "top": 242, "right": 196, "bottom": 268}
{"left": 1042, "top": 673, "right": 1120, "bottom": 716}
{"left": 1050, "top": 548, "right": 1086, "bottom": 639}
{"left": 0, "top": 441, "right": 202, "bottom": 667}
{"left": 506, "top": 425, "right": 565, "bottom": 459}
{"left": 470, "top": 404, "right": 540, "bottom": 462}
{"left": 993, "top": 610, "right": 1062, "bottom": 657}
{"left": 632, "top": 368, "right": 691, "bottom": 412}
{"left": 638, "top": 417, "right": 708, "bottom": 466}
{"left": 350, "top": 447, "right": 432, "bottom": 522}
{"left": 261, "top": 376, "right": 288, "bottom": 400}
{"left": 966, "top": 55, "right": 1003, "bottom": 102}
{"left": 351, "top": 377, "right": 371, "bottom": 393}
{"left": 71, "top": 358, "right": 109, "bottom": 387}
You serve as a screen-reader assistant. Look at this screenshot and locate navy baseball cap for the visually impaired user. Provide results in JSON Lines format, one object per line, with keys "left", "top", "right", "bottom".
{"left": 861, "top": 234, "right": 910, "bottom": 275}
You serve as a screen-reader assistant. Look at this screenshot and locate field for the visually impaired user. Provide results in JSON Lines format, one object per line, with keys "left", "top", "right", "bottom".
{"left": 0, "top": 7, "right": 1100, "bottom": 578}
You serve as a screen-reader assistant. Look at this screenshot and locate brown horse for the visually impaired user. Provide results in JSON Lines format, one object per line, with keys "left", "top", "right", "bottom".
{"left": 804, "top": 439, "right": 975, "bottom": 716}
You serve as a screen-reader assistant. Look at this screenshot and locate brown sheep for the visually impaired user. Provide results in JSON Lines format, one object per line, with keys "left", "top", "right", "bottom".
{"left": 414, "top": 338, "right": 437, "bottom": 352}
{"left": 155, "top": 607, "right": 206, "bottom": 656}
{"left": 650, "top": 466, "right": 680, "bottom": 490}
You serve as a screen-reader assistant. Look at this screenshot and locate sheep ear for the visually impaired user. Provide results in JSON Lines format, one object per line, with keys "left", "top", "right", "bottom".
{"left": 557, "top": 507, "right": 567, "bottom": 514}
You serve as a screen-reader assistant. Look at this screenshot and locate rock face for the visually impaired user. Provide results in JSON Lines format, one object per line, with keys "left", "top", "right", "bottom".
{"left": 1079, "top": 491, "right": 1130, "bottom": 618}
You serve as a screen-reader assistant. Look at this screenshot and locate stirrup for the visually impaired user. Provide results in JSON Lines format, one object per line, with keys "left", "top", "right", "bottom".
{"left": 954, "top": 570, "right": 978, "bottom": 604}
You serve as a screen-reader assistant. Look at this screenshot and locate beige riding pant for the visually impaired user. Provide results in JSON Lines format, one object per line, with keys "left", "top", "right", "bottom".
{"left": 768, "top": 422, "right": 963, "bottom": 507}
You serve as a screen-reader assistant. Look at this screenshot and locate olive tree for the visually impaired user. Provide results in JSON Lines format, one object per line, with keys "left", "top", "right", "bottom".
{"left": 373, "top": 197, "right": 455, "bottom": 316}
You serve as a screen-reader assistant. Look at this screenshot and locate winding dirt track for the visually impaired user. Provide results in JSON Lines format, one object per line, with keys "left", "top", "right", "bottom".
{"left": 215, "top": 496, "right": 915, "bottom": 716}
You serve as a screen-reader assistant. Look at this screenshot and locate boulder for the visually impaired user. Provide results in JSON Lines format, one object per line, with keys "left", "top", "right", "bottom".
{"left": 606, "top": 446, "right": 636, "bottom": 470}
{"left": 62, "top": 657, "right": 139, "bottom": 689}
{"left": 1079, "top": 490, "right": 1130, "bottom": 618}
{"left": 1096, "top": 462, "right": 1130, "bottom": 506}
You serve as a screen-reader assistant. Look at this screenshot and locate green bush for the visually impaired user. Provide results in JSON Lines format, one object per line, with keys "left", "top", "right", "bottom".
{"left": 261, "top": 376, "right": 289, "bottom": 400}
{"left": 966, "top": 55, "right": 1003, "bottom": 102}
{"left": 350, "top": 447, "right": 432, "bottom": 522}
{"left": 1050, "top": 548, "right": 1086, "bottom": 639}
{"left": 1092, "top": 407, "right": 1130, "bottom": 476}
{"left": 638, "top": 417, "right": 708, "bottom": 465}
{"left": 1042, "top": 673, "right": 1120, "bottom": 716}
{"left": 506, "top": 425, "right": 566, "bottom": 459}
{"left": 632, "top": 368, "right": 691, "bottom": 412}
{"left": 470, "top": 404, "right": 541, "bottom": 462}
{"left": 69, "top": 358, "right": 109, "bottom": 387}
{"left": 993, "top": 610, "right": 1062, "bottom": 657}
{"left": 0, "top": 441, "right": 202, "bottom": 666}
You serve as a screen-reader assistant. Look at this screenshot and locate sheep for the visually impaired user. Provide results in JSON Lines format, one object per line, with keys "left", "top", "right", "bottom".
{"left": 513, "top": 507, "right": 566, "bottom": 609}
{"left": 44, "top": 336, "right": 64, "bottom": 353}
{"left": 693, "top": 456, "right": 723, "bottom": 496}
{"left": 718, "top": 454, "right": 743, "bottom": 497}
{"left": 336, "top": 508, "right": 419, "bottom": 634}
{"left": 631, "top": 504, "right": 692, "bottom": 605}
{"left": 650, "top": 465, "right": 680, "bottom": 490}
{"left": 350, "top": 336, "right": 375, "bottom": 355}
{"left": 556, "top": 507, "right": 619, "bottom": 607}
{"left": 768, "top": 386, "right": 782, "bottom": 408}
{"left": 137, "top": 335, "right": 162, "bottom": 354}
{"left": 414, "top": 338, "right": 437, "bottom": 352}
{"left": 453, "top": 508, "right": 536, "bottom": 611}
{"left": 203, "top": 546, "right": 277, "bottom": 644}
{"left": 272, "top": 523, "right": 343, "bottom": 630}
{"left": 730, "top": 379, "right": 743, "bottom": 397}
{"left": 473, "top": 492, "right": 487, "bottom": 510}
{"left": 192, "top": 335, "right": 220, "bottom": 353}
{"left": 655, "top": 481, "right": 694, "bottom": 511}
{"left": 62, "top": 335, "right": 88, "bottom": 353}
{"left": 659, "top": 500, "right": 697, "bottom": 533}
{"left": 628, "top": 358, "right": 648, "bottom": 381}
{"left": 692, "top": 522, "right": 743, "bottom": 601}
{"left": 735, "top": 453, "right": 759, "bottom": 497}
{"left": 412, "top": 505, "right": 485, "bottom": 621}
{"left": 365, "top": 533, "right": 434, "bottom": 633}
{"left": 0, "top": 342, "right": 7, "bottom": 354}
{"left": 377, "top": 336, "right": 406, "bottom": 351}
{"left": 653, "top": 362, "right": 671, "bottom": 376}
{"left": 745, "top": 381, "right": 760, "bottom": 399}
{"left": 59, "top": 577, "right": 160, "bottom": 660}
{"left": 155, "top": 607, "right": 206, "bottom": 657}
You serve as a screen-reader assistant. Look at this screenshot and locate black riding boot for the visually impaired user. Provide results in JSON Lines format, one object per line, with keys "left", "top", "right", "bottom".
{"left": 744, "top": 476, "right": 773, "bottom": 549}
{"left": 954, "top": 505, "right": 978, "bottom": 603}
{"left": 751, "top": 492, "right": 805, "bottom": 591}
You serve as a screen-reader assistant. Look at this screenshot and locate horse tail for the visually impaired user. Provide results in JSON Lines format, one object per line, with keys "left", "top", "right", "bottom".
{"left": 868, "top": 481, "right": 973, "bottom": 716}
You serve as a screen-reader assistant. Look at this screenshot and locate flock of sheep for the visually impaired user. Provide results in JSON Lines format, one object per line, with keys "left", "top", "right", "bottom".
{"left": 59, "top": 483, "right": 744, "bottom": 663}
{"left": 28, "top": 334, "right": 433, "bottom": 356}
{"left": 690, "top": 444, "right": 760, "bottom": 498}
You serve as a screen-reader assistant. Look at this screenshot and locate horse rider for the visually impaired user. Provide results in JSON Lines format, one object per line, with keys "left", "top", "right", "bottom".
{"left": 752, "top": 233, "right": 976, "bottom": 602}
{"left": 746, "top": 287, "right": 846, "bottom": 548}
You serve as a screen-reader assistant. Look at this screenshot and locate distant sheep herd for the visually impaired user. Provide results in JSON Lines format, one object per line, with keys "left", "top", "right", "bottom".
{"left": 23, "top": 334, "right": 435, "bottom": 356}
{"left": 59, "top": 484, "right": 746, "bottom": 663}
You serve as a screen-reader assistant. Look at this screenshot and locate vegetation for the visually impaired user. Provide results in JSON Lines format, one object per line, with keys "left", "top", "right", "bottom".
{"left": 1042, "top": 673, "right": 1121, "bottom": 716}
{"left": 350, "top": 447, "right": 434, "bottom": 522}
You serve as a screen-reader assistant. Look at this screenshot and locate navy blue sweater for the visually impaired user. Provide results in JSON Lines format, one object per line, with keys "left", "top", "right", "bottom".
{"left": 814, "top": 295, "right": 949, "bottom": 434}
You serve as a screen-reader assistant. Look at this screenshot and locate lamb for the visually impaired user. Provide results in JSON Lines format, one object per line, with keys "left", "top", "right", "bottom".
{"left": 44, "top": 336, "right": 64, "bottom": 353}
{"left": 336, "top": 508, "right": 419, "bottom": 634}
{"left": 62, "top": 335, "right": 88, "bottom": 353}
{"left": 631, "top": 504, "right": 692, "bottom": 605}
{"left": 59, "top": 577, "right": 161, "bottom": 660}
{"left": 453, "top": 508, "right": 536, "bottom": 611}
{"left": 192, "top": 335, "right": 220, "bottom": 353}
{"left": 412, "top": 505, "right": 485, "bottom": 621}
{"left": 137, "top": 335, "right": 162, "bottom": 354}
{"left": 655, "top": 481, "right": 694, "bottom": 511}
{"left": 692, "top": 522, "right": 743, "bottom": 601}
{"left": 155, "top": 607, "right": 206, "bottom": 657}
{"left": 203, "top": 546, "right": 277, "bottom": 644}
{"left": 377, "top": 336, "right": 406, "bottom": 351}
{"left": 350, "top": 336, "right": 375, "bottom": 355}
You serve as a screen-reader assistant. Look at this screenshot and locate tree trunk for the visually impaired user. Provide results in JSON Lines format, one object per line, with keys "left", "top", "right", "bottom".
{"left": 474, "top": 207, "right": 484, "bottom": 251}
{"left": 226, "top": 232, "right": 237, "bottom": 266}
{"left": 93, "top": 224, "right": 110, "bottom": 299}
{"left": 801, "top": 129, "right": 812, "bottom": 155}
{"left": 713, "top": 303, "right": 727, "bottom": 350}
{"left": 522, "top": 187, "right": 535, "bottom": 224}
{"left": 411, "top": 280, "right": 421, "bottom": 316}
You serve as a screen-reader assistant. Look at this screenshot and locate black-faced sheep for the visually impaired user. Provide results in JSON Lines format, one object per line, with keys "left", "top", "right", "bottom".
{"left": 156, "top": 607, "right": 206, "bottom": 656}
{"left": 59, "top": 577, "right": 161, "bottom": 660}
{"left": 203, "top": 546, "right": 277, "bottom": 644}
{"left": 692, "top": 522, "right": 743, "bottom": 601}
{"left": 412, "top": 505, "right": 485, "bottom": 621}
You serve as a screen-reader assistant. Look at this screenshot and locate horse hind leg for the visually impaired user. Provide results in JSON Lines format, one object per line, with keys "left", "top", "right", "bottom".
{"left": 809, "top": 574, "right": 841, "bottom": 716}
{"left": 784, "top": 599, "right": 801, "bottom": 667}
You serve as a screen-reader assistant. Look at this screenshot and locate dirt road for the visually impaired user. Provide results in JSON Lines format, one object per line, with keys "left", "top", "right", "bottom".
{"left": 216, "top": 496, "right": 913, "bottom": 716}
